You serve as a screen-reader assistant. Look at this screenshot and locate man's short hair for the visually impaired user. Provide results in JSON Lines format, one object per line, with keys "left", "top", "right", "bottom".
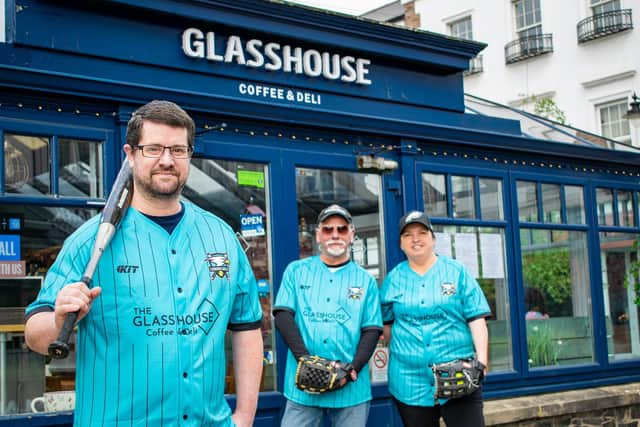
{"left": 126, "top": 100, "right": 195, "bottom": 148}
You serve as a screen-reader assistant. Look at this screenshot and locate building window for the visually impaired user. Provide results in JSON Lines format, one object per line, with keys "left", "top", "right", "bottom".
{"left": 514, "top": 0, "right": 542, "bottom": 39}
{"left": 599, "top": 99, "right": 631, "bottom": 143}
{"left": 449, "top": 16, "right": 473, "bottom": 40}
{"left": 591, "top": 0, "right": 620, "bottom": 15}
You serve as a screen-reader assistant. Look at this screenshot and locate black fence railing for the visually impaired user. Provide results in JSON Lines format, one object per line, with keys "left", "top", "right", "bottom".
{"left": 504, "top": 33, "right": 553, "bottom": 64}
{"left": 577, "top": 9, "right": 633, "bottom": 43}
{"left": 464, "top": 55, "right": 483, "bottom": 76}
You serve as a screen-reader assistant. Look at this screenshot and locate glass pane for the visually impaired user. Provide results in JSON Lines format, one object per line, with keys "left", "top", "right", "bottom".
{"left": 517, "top": 181, "right": 538, "bottom": 222}
{"left": 185, "top": 158, "right": 276, "bottom": 393}
{"left": 599, "top": 232, "right": 640, "bottom": 361}
{"left": 452, "top": 175, "right": 475, "bottom": 219}
{"left": 4, "top": 133, "right": 50, "bottom": 195}
{"left": 520, "top": 229, "right": 593, "bottom": 368}
{"left": 541, "top": 183, "right": 561, "bottom": 223}
{"left": 565, "top": 185, "right": 585, "bottom": 224}
{"left": 597, "top": 188, "right": 614, "bottom": 226}
{"left": 618, "top": 191, "right": 634, "bottom": 227}
{"left": 435, "top": 225, "right": 512, "bottom": 372}
{"left": 296, "top": 167, "right": 384, "bottom": 280}
{"left": 0, "top": 204, "right": 97, "bottom": 415}
{"left": 422, "top": 173, "right": 447, "bottom": 217}
{"left": 58, "top": 138, "right": 103, "bottom": 198}
{"left": 479, "top": 178, "right": 503, "bottom": 221}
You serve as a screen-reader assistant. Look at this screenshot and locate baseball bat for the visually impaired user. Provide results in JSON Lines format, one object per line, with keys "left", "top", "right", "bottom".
{"left": 48, "top": 160, "right": 133, "bottom": 359}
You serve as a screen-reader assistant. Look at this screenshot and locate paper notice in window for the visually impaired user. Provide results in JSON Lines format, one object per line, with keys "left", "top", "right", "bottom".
{"left": 479, "top": 233, "right": 505, "bottom": 279}
{"left": 434, "top": 232, "right": 452, "bottom": 258}
{"left": 454, "top": 233, "right": 479, "bottom": 278}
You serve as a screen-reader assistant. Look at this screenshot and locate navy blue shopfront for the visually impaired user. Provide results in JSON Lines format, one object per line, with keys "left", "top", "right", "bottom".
{"left": 1, "top": 0, "right": 640, "bottom": 425}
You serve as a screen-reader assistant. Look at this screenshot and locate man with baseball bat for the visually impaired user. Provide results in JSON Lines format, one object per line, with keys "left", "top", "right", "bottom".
{"left": 25, "top": 100, "right": 263, "bottom": 426}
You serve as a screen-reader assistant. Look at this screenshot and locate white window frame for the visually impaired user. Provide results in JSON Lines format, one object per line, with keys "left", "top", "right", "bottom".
{"left": 449, "top": 16, "right": 473, "bottom": 40}
{"left": 514, "top": 0, "right": 542, "bottom": 37}
{"left": 597, "top": 98, "right": 631, "bottom": 143}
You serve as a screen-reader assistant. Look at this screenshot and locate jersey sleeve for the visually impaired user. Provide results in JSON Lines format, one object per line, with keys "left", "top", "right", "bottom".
{"left": 460, "top": 267, "right": 491, "bottom": 320}
{"left": 379, "top": 274, "right": 395, "bottom": 324}
{"left": 25, "top": 230, "right": 92, "bottom": 319}
{"left": 361, "top": 275, "right": 382, "bottom": 329}
{"left": 272, "top": 262, "right": 297, "bottom": 314}
{"left": 228, "top": 239, "right": 262, "bottom": 328}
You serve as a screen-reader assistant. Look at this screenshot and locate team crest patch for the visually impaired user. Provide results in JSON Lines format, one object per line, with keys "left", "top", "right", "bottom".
{"left": 440, "top": 282, "right": 456, "bottom": 296}
{"left": 347, "top": 287, "right": 364, "bottom": 300}
{"left": 204, "top": 252, "right": 230, "bottom": 280}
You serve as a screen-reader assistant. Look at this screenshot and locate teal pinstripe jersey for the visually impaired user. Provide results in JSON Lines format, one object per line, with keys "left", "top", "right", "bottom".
{"left": 380, "top": 256, "right": 490, "bottom": 407}
{"left": 26, "top": 202, "right": 262, "bottom": 426}
{"left": 274, "top": 256, "right": 382, "bottom": 408}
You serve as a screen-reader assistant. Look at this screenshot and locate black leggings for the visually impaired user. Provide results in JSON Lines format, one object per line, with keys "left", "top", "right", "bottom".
{"left": 393, "top": 388, "right": 485, "bottom": 427}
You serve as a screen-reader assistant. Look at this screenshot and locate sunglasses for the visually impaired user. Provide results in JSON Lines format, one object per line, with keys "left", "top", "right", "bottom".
{"left": 319, "top": 225, "right": 351, "bottom": 235}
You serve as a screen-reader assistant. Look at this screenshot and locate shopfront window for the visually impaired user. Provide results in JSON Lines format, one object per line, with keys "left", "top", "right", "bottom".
{"left": 185, "top": 158, "right": 276, "bottom": 393}
{"left": 599, "top": 232, "right": 640, "bottom": 361}
{"left": 295, "top": 168, "right": 384, "bottom": 280}
{"left": 520, "top": 230, "right": 592, "bottom": 367}
{"left": 0, "top": 205, "right": 97, "bottom": 416}
{"left": 4, "top": 133, "right": 103, "bottom": 198}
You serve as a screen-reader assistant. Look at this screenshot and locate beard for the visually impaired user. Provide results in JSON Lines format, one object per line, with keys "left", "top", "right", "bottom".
{"left": 323, "top": 241, "right": 350, "bottom": 258}
{"left": 134, "top": 168, "right": 186, "bottom": 200}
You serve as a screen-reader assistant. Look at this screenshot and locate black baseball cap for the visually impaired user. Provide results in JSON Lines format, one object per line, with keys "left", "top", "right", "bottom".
{"left": 399, "top": 211, "right": 433, "bottom": 233}
{"left": 317, "top": 204, "right": 353, "bottom": 224}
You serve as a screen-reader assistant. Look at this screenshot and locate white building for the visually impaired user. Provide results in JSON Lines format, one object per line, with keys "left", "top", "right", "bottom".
{"left": 365, "top": 0, "right": 639, "bottom": 147}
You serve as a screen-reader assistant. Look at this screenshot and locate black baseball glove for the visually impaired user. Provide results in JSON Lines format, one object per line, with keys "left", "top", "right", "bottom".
{"left": 432, "top": 358, "right": 486, "bottom": 400}
{"left": 294, "top": 355, "right": 353, "bottom": 394}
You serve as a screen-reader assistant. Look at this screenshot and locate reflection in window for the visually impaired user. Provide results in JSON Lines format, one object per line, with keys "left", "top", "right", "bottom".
{"left": 520, "top": 229, "right": 592, "bottom": 368}
{"left": 617, "top": 190, "right": 634, "bottom": 227}
{"left": 422, "top": 173, "right": 447, "bottom": 217}
{"left": 599, "top": 232, "right": 640, "bottom": 361}
{"left": 0, "top": 204, "right": 97, "bottom": 415}
{"left": 479, "top": 178, "right": 503, "bottom": 220}
{"left": 185, "top": 158, "right": 276, "bottom": 393}
{"left": 565, "top": 185, "right": 585, "bottom": 224}
{"left": 517, "top": 181, "right": 538, "bottom": 222}
{"left": 296, "top": 168, "right": 383, "bottom": 280}
{"left": 4, "top": 134, "right": 50, "bottom": 195}
{"left": 58, "top": 138, "right": 103, "bottom": 198}
{"left": 541, "top": 183, "right": 561, "bottom": 223}
{"left": 452, "top": 176, "right": 475, "bottom": 219}
{"left": 597, "top": 188, "right": 614, "bottom": 226}
{"left": 434, "top": 226, "right": 511, "bottom": 372}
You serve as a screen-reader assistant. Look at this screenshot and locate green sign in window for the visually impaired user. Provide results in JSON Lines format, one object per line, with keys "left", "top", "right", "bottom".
{"left": 237, "top": 169, "right": 265, "bottom": 188}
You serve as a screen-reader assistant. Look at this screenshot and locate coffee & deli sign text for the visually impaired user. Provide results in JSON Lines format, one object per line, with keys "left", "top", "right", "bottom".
{"left": 182, "top": 28, "right": 372, "bottom": 104}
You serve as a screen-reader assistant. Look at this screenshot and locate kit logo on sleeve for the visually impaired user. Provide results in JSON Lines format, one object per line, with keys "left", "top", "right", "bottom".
{"left": 204, "top": 252, "right": 230, "bottom": 280}
{"left": 440, "top": 282, "right": 456, "bottom": 296}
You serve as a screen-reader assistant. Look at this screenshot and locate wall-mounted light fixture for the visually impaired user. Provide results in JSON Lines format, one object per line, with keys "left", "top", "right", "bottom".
{"left": 356, "top": 155, "right": 399, "bottom": 172}
{"left": 626, "top": 93, "right": 640, "bottom": 147}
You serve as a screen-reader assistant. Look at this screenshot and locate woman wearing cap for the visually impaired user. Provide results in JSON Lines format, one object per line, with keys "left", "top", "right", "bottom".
{"left": 380, "top": 211, "right": 490, "bottom": 427}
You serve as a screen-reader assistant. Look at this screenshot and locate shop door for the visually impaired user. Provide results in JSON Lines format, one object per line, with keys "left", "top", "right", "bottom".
{"left": 184, "top": 157, "right": 277, "bottom": 393}
{"left": 295, "top": 167, "right": 385, "bottom": 281}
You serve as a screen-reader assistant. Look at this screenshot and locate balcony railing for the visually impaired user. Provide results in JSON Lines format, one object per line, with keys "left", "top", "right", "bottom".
{"left": 577, "top": 9, "right": 633, "bottom": 43}
{"left": 504, "top": 34, "right": 553, "bottom": 64}
{"left": 464, "top": 55, "right": 483, "bottom": 76}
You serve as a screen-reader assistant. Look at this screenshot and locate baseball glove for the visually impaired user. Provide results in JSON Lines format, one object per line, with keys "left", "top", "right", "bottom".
{"left": 433, "top": 358, "right": 485, "bottom": 400}
{"left": 294, "top": 355, "right": 353, "bottom": 394}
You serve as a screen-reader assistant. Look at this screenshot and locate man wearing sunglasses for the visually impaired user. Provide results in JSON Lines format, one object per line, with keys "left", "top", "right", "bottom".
{"left": 273, "top": 204, "right": 383, "bottom": 427}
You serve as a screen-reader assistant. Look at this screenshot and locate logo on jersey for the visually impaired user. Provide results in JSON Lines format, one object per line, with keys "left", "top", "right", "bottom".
{"left": 347, "top": 287, "right": 364, "bottom": 300}
{"left": 205, "top": 252, "right": 230, "bottom": 280}
{"left": 441, "top": 282, "right": 456, "bottom": 296}
{"left": 299, "top": 284, "right": 311, "bottom": 290}
{"left": 302, "top": 306, "right": 351, "bottom": 324}
{"left": 117, "top": 265, "right": 139, "bottom": 274}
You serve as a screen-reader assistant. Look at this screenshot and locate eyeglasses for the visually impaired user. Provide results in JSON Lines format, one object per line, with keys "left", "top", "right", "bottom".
{"left": 319, "top": 225, "right": 351, "bottom": 235}
{"left": 135, "top": 144, "right": 193, "bottom": 159}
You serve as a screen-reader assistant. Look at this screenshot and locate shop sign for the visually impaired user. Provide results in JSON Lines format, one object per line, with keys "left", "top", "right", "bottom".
{"left": 0, "top": 234, "right": 20, "bottom": 260}
{"left": 0, "top": 260, "right": 26, "bottom": 277}
{"left": 240, "top": 214, "right": 265, "bottom": 237}
{"left": 182, "top": 28, "right": 372, "bottom": 85}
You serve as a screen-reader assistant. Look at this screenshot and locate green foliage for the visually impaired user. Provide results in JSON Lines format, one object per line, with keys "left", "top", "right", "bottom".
{"left": 533, "top": 98, "right": 567, "bottom": 124}
{"left": 624, "top": 238, "right": 640, "bottom": 306}
{"left": 527, "top": 322, "right": 560, "bottom": 367}
{"left": 522, "top": 249, "right": 572, "bottom": 304}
